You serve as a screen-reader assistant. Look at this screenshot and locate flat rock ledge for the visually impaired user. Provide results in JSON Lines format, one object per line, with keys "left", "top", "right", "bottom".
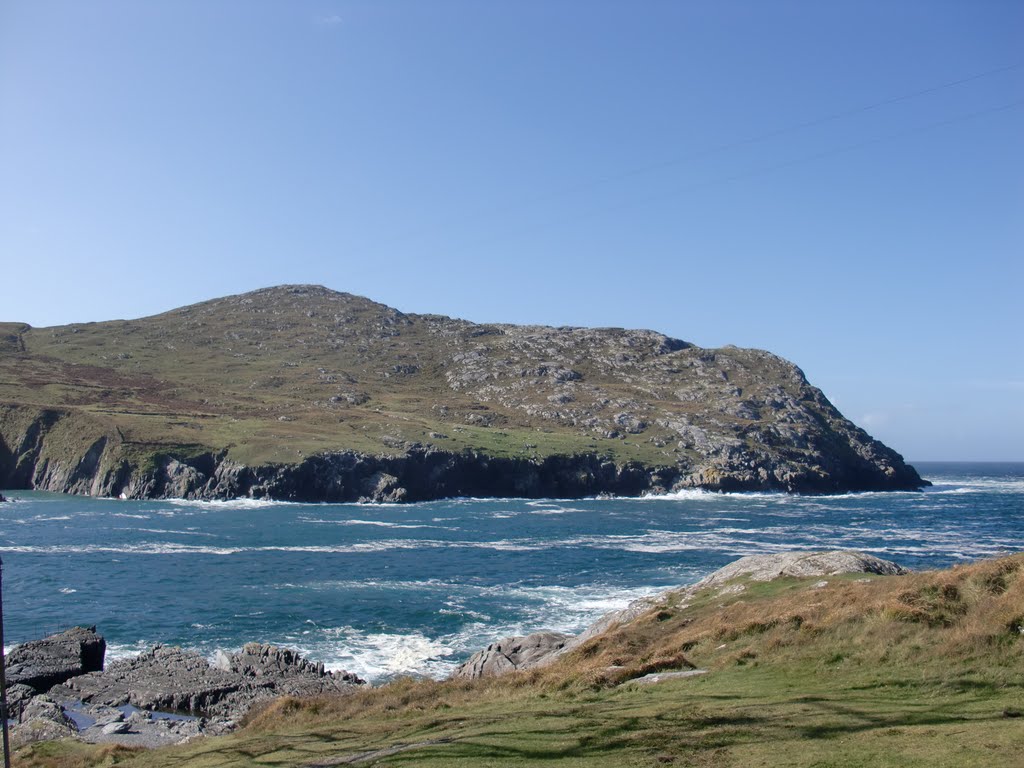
{"left": 452, "top": 550, "right": 907, "bottom": 680}
{"left": 622, "top": 669, "right": 709, "bottom": 687}
{"left": 5, "top": 631, "right": 364, "bottom": 747}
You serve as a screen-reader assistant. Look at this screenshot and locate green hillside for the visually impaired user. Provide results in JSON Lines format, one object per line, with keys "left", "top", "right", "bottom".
{"left": 0, "top": 285, "right": 925, "bottom": 499}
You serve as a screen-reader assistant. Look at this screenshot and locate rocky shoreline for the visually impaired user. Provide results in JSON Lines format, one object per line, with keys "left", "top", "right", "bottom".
{"left": 4, "top": 628, "right": 364, "bottom": 748}
{"left": 2, "top": 550, "right": 911, "bottom": 751}
{"left": 0, "top": 420, "right": 928, "bottom": 503}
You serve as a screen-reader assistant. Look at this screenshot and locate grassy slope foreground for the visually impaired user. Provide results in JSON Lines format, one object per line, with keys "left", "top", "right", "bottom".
{"left": 0, "top": 285, "right": 923, "bottom": 499}
{"left": 19, "top": 553, "right": 1024, "bottom": 768}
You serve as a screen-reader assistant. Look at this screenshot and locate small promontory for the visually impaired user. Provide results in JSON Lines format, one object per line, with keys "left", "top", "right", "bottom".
{"left": 0, "top": 285, "right": 927, "bottom": 500}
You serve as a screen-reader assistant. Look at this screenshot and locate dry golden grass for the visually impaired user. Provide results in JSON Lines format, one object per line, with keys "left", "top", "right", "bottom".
{"left": 243, "top": 553, "right": 1024, "bottom": 730}
{"left": 13, "top": 742, "right": 143, "bottom": 768}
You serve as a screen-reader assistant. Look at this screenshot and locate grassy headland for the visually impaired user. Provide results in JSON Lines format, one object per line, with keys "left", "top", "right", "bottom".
{"left": 0, "top": 285, "right": 925, "bottom": 499}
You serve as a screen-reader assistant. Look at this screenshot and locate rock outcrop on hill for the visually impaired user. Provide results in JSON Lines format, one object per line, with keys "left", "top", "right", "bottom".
{"left": 453, "top": 550, "right": 908, "bottom": 679}
{"left": 0, "top": 285, "right": 928, "bottom": 500}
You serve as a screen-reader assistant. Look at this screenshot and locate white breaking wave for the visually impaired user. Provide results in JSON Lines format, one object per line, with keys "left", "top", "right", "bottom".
{"left": 105, "top": 640, "right": 153, "bottom": 661}
{"left": 166, "top": 498, "right": 300, "bottom": 510}
{"left": 281, "top": 627, "right": 457, "bottom": 680}
{"left": 641, "top": 488, "right": 789, "bottom": 501}
{"left": 299, "top": 518, "right": 442, "bottom": 530}
{"left": 135, "top": 528, "right": 217, "bottom": 537}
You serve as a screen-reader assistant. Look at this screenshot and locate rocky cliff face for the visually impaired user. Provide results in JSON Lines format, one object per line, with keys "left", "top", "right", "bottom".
{"left": 0, "top": 285, "right": 926, "bottom": 500}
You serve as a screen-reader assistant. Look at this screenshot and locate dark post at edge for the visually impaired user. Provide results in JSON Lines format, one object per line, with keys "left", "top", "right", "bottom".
{"left": 0, "top": 555, "right": 10, "bottom": 768}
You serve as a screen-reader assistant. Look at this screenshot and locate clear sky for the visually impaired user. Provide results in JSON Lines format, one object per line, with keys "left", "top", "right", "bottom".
{"left": 1, "top": 1, "right": 1021, "bottom": 461}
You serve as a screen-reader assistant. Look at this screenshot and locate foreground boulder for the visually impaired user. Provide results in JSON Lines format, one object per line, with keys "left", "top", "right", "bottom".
{"left": 451, "top": 632, "right": 571, "bottom": 679}
{"left": 691, "top": 550, "right": 907, "bottom": 588}
{"left": 454, "top": 550, "right": 908, "bottom": 678}
{"left": 5, "top": 626, "right": 105, "bottom": 693}
{"left": 54, "top": 642, "right": 363, "bottom": 722}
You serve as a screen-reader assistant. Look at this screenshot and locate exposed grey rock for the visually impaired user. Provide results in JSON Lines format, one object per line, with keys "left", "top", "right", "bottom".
{"left": 450, "top": 632, "right": 571, "bottom": 679}
{"left": 5, "top": 682, "right": 36, "bottom": 706}
{"left": 74, "top": 703, "right": 209, "bottom": 748}
{"left": 60, "top": 642, "right": 364, "bottom": 722}
{"left": 9, "top": 695, "right": 79, "bottom": 747}
{"left": 5, "top": 626, "right": 105, "bottom": 693}
{"left": 622, "top": 669, "right": 708, "bottom": 686}
{"left": 690, "top": 551, "right": 907, "bottom": 590}
{"left": 102, "top": 719, "right": 133, "bottom": 735}
{"left": 22, "top": 695, "right": 78, "bottom": 730}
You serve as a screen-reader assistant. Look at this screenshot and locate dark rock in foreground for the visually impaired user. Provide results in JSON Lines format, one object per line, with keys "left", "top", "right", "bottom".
{"left": 5, "top": 626, "right": 105, "bottom": 693}
{"left": 5, "top": 630, "right": 364, "bottom": 747}
{"left": 53, "top": 642, "right": 363, "bottom": 723}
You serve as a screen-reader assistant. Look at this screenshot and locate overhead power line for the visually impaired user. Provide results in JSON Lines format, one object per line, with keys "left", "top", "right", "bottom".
{"left": 387, "top": 62, "right": 1022, "bottom": 247}
{"left": 450, "top": 97, "right": 1024, "bottom": 253}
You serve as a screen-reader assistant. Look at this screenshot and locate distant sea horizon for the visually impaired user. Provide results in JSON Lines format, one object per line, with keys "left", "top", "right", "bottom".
{"left": 1, "top": 461, "right": 1021, "bottom": 683}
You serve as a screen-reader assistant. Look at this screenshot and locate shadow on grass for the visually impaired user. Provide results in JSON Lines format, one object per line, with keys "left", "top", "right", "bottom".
{"left": 795, "top": 698, "right": 1005, "bottom": 741}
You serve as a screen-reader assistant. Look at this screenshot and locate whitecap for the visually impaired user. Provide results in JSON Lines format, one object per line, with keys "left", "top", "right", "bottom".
{"left": 166, "top": 498, "right": 300, "bottom": 510}
{"left": 299, "top": 518, "right": 440, "bottom": 530}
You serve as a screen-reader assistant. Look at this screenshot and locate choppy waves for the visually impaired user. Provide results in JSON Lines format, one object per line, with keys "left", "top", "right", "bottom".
{"left": 2, "top": 464, "right": 1021, "bottom": 682}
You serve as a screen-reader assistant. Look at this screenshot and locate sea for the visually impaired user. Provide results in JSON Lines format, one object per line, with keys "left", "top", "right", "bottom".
{"left": 1, "top": 462, "right": 1021, "bottom": 683}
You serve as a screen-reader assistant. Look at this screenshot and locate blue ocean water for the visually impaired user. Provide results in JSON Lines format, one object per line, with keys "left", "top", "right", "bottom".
{"left": 1, "top": 462, "right": 1021, "bottom": 682}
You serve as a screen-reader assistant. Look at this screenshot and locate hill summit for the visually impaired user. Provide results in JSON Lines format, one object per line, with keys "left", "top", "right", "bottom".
{"left": 0, "top": 285, "right": 926, "bottom": 500}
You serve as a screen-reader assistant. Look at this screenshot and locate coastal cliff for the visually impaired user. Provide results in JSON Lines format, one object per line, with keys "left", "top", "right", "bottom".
{"left": 0, "top": 285, "right": 926, "bottom": 500}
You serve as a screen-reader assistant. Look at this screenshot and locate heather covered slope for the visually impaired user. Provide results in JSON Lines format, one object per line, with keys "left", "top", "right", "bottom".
{"left": 0, "top": 285, "right": 925, "bottom": 500}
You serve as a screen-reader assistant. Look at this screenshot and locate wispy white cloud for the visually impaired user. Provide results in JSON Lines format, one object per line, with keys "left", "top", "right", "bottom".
{"left": 860, "top": 411, "right": 889, "bottom": 428}
{"left": 316, "top": 14, "right": 343, "bottom": 27}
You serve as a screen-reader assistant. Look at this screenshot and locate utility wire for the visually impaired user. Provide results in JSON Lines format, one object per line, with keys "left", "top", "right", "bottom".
{"left": 387, "top": 62, "right": 1022, "bottom": 246}
{"left": 442, "top": 97, "right": 1024, "bottom": 254}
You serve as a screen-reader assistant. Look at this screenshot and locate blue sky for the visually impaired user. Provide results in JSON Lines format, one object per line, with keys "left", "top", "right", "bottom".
{"left": 1, "top": 1, "right": 1021, "bottom": 461}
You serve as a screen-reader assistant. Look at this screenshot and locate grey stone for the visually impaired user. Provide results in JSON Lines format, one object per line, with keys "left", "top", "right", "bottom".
{"left": 622, "top": 669, "right": 708, "bottom": 686}
{"left": 5, "top": 626, "right": 106, "bottom": 693}
{"left": 450, "top": 632, "right": 572, "bottom": 679}
{"left": 62, "top": 642, "right": 364, "bottom": 722}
